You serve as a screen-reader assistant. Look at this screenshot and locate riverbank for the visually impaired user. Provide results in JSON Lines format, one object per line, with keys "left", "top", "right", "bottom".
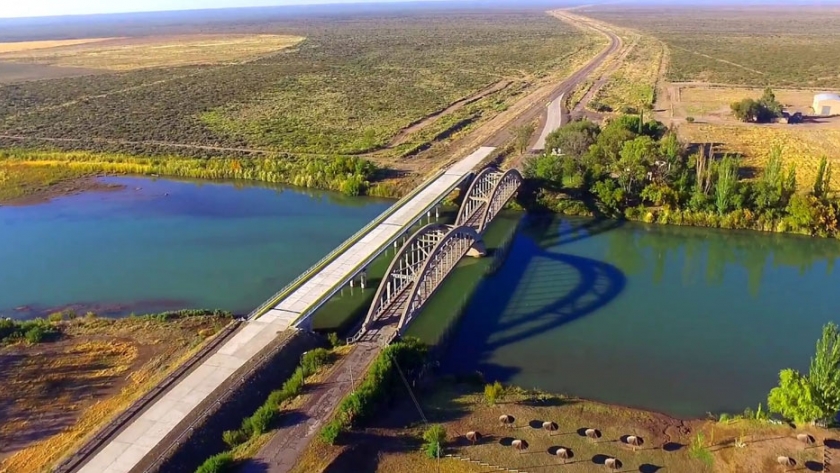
{"left": 292, "top": 378, "right": 834, "bottom": 473}
{"left": 0, "top": 310, "right": 231, "bottom": 473}
{"left": 0, "top": 148, "right": 381, "bottom": 206}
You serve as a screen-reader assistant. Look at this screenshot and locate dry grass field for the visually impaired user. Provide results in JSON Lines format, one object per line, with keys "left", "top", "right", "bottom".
{"left": 292, "top": 383, "right": 834, "bottom": 473}
{"left": 0, "top": 313, "right": 230, "bottom": 473}
{"left": 0, "top": 34, "right": 304, "bottom": 71}
{"left": 0, "top": 38, "right": 117, "bottom": 54}
{"left": 680, "top": 123, "right": 840, "bottom": 192}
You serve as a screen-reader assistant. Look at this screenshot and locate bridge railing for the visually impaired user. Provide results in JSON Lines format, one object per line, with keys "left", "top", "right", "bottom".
{"left": 246, "top": 167, "right": 448, "bottom": 320}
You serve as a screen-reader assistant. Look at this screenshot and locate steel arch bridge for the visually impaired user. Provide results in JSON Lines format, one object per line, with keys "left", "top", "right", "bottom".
{"left": 455, "top": 167, "right": 523, "bottom": 232}
{"left": 353, "top": 166, "right": 522, "bottom": 344}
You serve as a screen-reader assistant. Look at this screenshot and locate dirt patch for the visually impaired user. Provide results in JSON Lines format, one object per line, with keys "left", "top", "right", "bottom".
{"left": 294, "top": 382, "right": 836, "bottom": 473}
{"left": 0, "top": 314, "right": 229, "bottom": 473}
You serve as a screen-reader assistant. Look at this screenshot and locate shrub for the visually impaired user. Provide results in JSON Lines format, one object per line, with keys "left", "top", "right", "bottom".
{"left": 301, "top": 348, "right": 332, "bottom": 376}
{"left": 24, "top": 325, "right": 46, "bottom": 344}
{"left": 327, "top": 332, "right": 342, "bottom": 348}
{"left": 222, "top": 429, "right": 247, "bottom": 448}
{"left": 422, "top": 424, "right": 447, "bottom": 458}
{"left": 686, "top": 116, "right": 695, "bottom": 123}
{"left": 48, "top": 312, "right": 65, "bottom": 322}
{"left": 249, "top": 405, "right": 277, "bottom": 436}
{"left": 320, "top": 420, "right": 342, "bottom": 445}
{"left": 195, "top": 452, "right": 234, "bottom": 473}
{"left": 484, "top": 381, "right": 505, "bottom": 405}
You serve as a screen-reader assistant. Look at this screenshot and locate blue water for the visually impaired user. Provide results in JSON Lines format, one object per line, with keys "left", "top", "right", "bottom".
{"left": 0, "top": 177, "right": 391, "bottom": 319}
{"left": 446, "top": 216, "right": 840, "bottom": 418}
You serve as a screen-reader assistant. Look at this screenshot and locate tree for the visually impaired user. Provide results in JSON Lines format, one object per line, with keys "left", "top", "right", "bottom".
{"left": 422, "top": 424, "right": 447, "bottom": 458}
{"left": 731, "top": 98, "right": 761, "bottom": 122}
{"left": 513, "top": 123, "right": 536, "bottom": 155}
{"left": 769, "top": 323, "right": 840, "bottom": 423}
{"left": 813, "top": 156, "right": 832, "bottom": 200}
{"left": 808, "top": 322, "right": 840, "bottom": 417}
{"left": 523, "top": 153, "right": 563, "bottom": 183}
{"left": 731, "top": 89, "right": 783, "bottom": 123}
{"left": 714, "top": 155, "right": 740, "bottom": 215}
{"left": 615, "top": 135, "right": 657, "bottom": 196}
{"left": 545, "top": 119, "right": 600, "bottom": 159}
{"left": 768, "top": 369, "right": 826, "bottom": 424}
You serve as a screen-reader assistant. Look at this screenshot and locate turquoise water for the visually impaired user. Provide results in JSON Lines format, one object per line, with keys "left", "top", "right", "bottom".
{"left": 0, "top": 177, "right": 391, "bottom": 319}
{"left": 445, "top": 216, "right": 840, "bottom": 418}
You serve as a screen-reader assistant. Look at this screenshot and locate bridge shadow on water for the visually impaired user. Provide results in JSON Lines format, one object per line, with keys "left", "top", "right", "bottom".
{"left": 443, "top": 215, "right": 627, "bottom": 385}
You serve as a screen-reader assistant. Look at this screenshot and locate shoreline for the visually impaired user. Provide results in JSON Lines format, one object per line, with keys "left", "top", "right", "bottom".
{"left": 0, "top": 175, "right": 124, "bottom": 207}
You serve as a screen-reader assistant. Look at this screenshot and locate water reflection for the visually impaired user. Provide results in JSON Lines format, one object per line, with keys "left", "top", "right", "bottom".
{"left": 446, "top": 216, "right": 840, "bottom": 417}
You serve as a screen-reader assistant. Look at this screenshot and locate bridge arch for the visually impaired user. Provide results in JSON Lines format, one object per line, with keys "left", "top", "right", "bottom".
{"left": 455, "top": 167, "right": 500, "bottom": 228}
{"left": 360, "top": 223, "right": 451, "bottom": 333}
{"left": 477, "top": 169, "right": 523, "bottom": 232}
{"left": 396, "top": 225, "right": 481, "bottom": 334}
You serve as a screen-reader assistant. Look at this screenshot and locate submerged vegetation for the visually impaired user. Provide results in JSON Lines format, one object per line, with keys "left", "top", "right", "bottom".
{"left": 523, "top": 114, "right": 839, "bottom": 237}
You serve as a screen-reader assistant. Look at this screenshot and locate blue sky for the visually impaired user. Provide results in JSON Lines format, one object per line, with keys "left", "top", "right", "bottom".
{"left": 1, "top": 0, "right": 444, "bottom": 19}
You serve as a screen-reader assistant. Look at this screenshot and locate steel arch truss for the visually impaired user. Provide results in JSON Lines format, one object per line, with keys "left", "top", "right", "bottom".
{"left": 361, "top": 223, "right": 451, "bottom": 333}
{"left": 455, "top": 167, "right": 498, "bottom": 228}
{"left": 396, "top": 225, "right": 480, "bottom": 335}
{"left": 455, "top": 167, "right": 523, "bottom": 233}
{"left": 478, "top": 169, "right": 523, "bottom": 232}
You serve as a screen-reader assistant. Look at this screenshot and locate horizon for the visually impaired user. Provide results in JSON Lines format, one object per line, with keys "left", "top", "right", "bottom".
{"left": 4, "top": 0, "right": 840, "bottom": 20}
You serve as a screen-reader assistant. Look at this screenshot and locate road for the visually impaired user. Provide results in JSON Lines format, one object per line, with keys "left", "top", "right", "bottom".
{"left": 484, "top": 15, "right": 621, "bottom": 149}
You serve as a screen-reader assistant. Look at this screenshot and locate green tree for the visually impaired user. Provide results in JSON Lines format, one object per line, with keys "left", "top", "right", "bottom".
{"left": 513, "top": 123, "right": 536, "bottom": 154}
{"left": 813, "top": 156, "right": 832, "bottom": 199}
{"left": 523, "top": 153, "right": 563, "bottom": 184}
{"left": 592, "top": 178, "right": 626, "bottom": 212}
{"left": 714, "top": 155, "right": 740, "bottom": 215}
{"left": 545, "top": 119, "right": 600, "bottom": 159}
{"left": 615, "top": 135, "right": 657, "bottom": 195}
{"left": 808, "top": 322, "right": 840, "bottom": 417}
{"left": 422, "top": 424, "right": 447, "bottom": 458}
{"left": 769, "top": 323, "right": 840, "bottom": 423}
{"left": 768, "top": 369, "right": 826, "bottom": 424}
{"left": 731, "top": 98, "right": 760, "bottom": 122}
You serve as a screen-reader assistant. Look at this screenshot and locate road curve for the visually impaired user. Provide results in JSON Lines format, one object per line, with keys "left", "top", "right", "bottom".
{"left": 484, "top": 13, "right": 622, "bottom": 149}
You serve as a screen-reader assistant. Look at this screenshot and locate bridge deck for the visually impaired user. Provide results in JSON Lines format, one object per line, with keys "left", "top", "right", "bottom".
{"left": 75, "top": 147, "right": 495, "bottom": 473}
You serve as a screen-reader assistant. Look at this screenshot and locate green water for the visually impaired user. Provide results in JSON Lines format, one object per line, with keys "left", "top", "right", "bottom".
{"left": 0, "top": 177, "right": 391, "bottom": 319}
{"left": 444, "top": 216, "right": 840, "bottom": 418}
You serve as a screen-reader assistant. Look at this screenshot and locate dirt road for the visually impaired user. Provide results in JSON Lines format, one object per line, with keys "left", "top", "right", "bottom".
{"left": 483, "top": 14, "right": 621, "bottom": 148}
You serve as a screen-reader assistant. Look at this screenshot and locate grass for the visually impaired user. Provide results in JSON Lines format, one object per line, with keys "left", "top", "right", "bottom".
{"left": 0, "top": 162, "right": 91, "bottom": 203}
{"left": 680, "top": 123, "right": 840, "bottom": 192}
{"left": 0, "top": 312, "right": 231, "bottom": 473}
{"left": 593, "top": 33, "right": 663, "bottom": 112}
{"left": 0, "top": 35, "right": 304, "bottom": 71}
{"left": 0, "top": 11, "right": 597, "bottom": 159}
{"left": 292, "top": 381, "right": 831, "bottom": 473}
{"left": 581, "top": 6, "right": 840, "bottom": 89}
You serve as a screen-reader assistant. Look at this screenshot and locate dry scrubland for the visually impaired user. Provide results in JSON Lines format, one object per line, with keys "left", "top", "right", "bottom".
{"left": 0, "top": 12, "right": 596, "bottom": 158}
{"left": 293, "top": 384, "right": 833, "bottom": 473}
{"left": 0, "top": 313, "right": 230, "bottom": 473}
{"left": 581, "top": 7, "right": 840, "bottom": 89}
{"left": 0, "top": 35, "right": 304, "bottom": 71}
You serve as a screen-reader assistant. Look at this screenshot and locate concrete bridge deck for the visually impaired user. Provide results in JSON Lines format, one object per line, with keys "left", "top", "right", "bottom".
{"left": 75, "top": 147, "right": 495, "bottom": 473}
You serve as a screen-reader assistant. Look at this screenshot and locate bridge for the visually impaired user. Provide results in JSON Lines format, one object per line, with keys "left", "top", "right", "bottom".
{"left": 73, "top": 146, "right": 521, "bottom": 473}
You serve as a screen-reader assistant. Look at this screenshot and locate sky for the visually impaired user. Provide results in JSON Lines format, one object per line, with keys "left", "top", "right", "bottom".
{"left": 0, "top": 0, "right": 449, "bottom": 19}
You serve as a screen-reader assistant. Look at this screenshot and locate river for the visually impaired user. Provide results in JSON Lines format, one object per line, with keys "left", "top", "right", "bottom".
{"left": 0, "top": 177, "right": 391, "bottom": 319}
{"left": 444, "top": 215, "right": 840, "bottom": 418}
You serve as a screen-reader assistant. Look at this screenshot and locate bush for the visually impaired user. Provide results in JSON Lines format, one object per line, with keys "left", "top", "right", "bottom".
{"left": 320, "top": 420, "right": 342, "bottom": 445}
{"left": 222, "top": 429, "right": 247, "bottom": 448}
{"left": 484, "top": 381, "right": 505, "bottom": 405}
{"left": 301, "top": 348, "right": 332, "bottom": 376}
{"left": 422, "top": 424, "right": 447, "bottom": 458}
{"left": 249, "top": 405, "right": 276, "bottom": 436}
{"left": 24, "top": 325, "right": 46, "bottom": 344}
{"left": 327, "top": 332, "right": 342, "bottom": 347}
{"left": 686, "top": 116, "right": 695, "bottom": 123}
{"left": 195, "top": 452, "right": 234, "bottom": 473}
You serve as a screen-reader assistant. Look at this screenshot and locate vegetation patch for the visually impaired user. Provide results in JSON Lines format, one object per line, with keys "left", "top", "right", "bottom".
{"left": 0, "top": 310, "right": 231, "bottom": 472}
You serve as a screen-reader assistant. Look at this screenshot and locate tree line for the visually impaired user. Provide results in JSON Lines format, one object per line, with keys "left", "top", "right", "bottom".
{"left": 523, "top": 114, "right": 838, "bottom": 237}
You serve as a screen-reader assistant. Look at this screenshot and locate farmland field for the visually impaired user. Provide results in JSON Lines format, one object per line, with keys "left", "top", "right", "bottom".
{"left": 580, "top": 6, "right": 840, "bottom": 89}
{"left": 0, "top": 11, "right": 598, "bottom": 159}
